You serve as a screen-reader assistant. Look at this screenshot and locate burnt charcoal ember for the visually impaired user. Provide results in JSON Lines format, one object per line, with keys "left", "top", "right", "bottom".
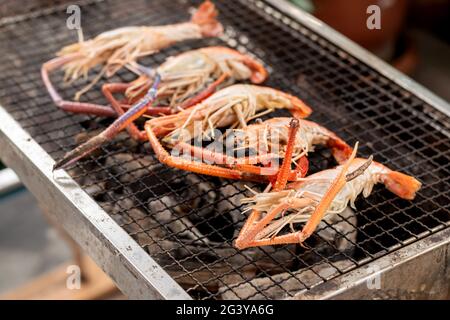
{"left": 104, "top": 153, "right": 161, "bottom": 184}
{"left": 145, "top": 240, "right": 296, "bottom": 292}
{"left": 111, "top": 131, "right": 141, "bottom": 151}
{"left": 300, "top": 206, "right": 358, "bottom": 263}
{"left": 66, "top": 164, "right": 109, "bottom": 190}
{"left": 66, "top": 166, "right": 87, "bottom": 184}
{"left": 220, "top": 259, "right": 355, "bottom": 300}
{"left": 95, "top": 189, "right": 135, "bottom": 210}
{"left": 121, "top": 221, "right": 144, "bottom": 235}
{"left": 317, "top": 207, "right": 357, "bottom": 254}
{"left": 143, "top": 174, "right": 239, "bottom": 244}
{"left": 129, "top": 209, "right": 168, "bottom": 247}
{"left": 83, "top": 181, "right": 107, "bottom": 197}
{"left": 215, "top": 182, "right": 256, "bottom": 238}
{"left": 132, "top": 230, "right": 164, "bottom": 247}
{"left": 175, "top": 174, "right": 218, "bottom": 221}
{"left": 110, "top": 211, "right": 134, "bottom": 227}
{"left": 290, "top": 207, "right": 358, "bottom": 267}
{"left": 148, "top": 195, "right": 208, "bottom": 243}
{"left": 174, "top": 179, "right": 251, "bottom": 243}
{"left": 88, "top": 182, "right": 145, "bottom": 227}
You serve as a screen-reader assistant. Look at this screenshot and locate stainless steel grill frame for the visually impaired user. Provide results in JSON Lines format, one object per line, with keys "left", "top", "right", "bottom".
{"left": 0, "top": 0, "right": 449, "bottom": 299}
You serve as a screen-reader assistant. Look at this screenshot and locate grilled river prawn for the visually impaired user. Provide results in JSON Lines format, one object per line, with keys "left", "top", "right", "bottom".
{"left": 99, "top": 46, "right": 268, "bottom": 141}
{"left": 41, "top": 0, "right": 222, "bottom": 114}
{"left": 232, "top": 117, "right": 353, "bottom": 165}
{"left": 121, "top": 46, "right": 268, "bottom": 108}
{"left": 54, "top": 85, "right": 313, "bottom": 182}
{"left": 235, "top": 139, "right": 422, "bottom": 249}
{"left": 52, "top": 48, "right": 268, "bottom": 170}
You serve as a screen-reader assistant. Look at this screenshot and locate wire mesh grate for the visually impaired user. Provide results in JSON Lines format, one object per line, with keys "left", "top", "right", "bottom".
{"left": 0, "top": 0, "right": 449, "bottom": 299}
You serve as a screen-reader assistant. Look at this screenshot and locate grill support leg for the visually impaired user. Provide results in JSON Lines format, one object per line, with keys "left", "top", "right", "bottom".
{"left": 37, "top": 201, "right": 86, "bottom": 282}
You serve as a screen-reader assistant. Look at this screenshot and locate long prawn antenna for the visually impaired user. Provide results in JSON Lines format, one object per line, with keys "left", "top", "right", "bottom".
{"left": 126, "top": 62, "right": 154, "bottom": 77}
{"left": 53, "top": 73, "right": 162, "bottom": 171}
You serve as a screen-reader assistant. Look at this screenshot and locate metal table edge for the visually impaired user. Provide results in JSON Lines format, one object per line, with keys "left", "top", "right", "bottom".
{"left": 266, "top": 0, "right": 450, "bottom": 117}
{"left": 0, "top": 106, "right": 191, "bottom": 300}
{"left": 292, "top": 227, "right": 450, "bottom": 299}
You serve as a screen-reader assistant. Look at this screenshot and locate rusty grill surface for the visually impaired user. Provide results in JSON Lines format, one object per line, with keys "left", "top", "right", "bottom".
{"left": 1, "top": 0, "right": 449, "bottom": 299}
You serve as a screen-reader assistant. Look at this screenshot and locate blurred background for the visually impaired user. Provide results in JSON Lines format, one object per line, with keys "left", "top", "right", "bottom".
{"left": 0, "top": 0, "right": 449, "bottom": 298}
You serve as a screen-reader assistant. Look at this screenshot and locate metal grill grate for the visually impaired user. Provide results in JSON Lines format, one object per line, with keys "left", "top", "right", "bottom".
{"left": 0, "top": 0, "right": 449, "bottom": 299}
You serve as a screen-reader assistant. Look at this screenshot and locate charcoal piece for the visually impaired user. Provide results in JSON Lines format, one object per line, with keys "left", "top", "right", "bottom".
{"left": 317, "top": 206, "right": 357, "bottom": 254}
{"left": 104, "top": 153, "right": 160, "bottom": 184}
{"left": 220, "top": 259, "right": 355, "bottom": 300}
{"left": 215, "top": 182, "right": 255, "bottom": 237}
{"left": 145, "top": 240, "right": 296, "bottom": 292}
{"left": 83, "top": 181, "right": 107, "bottom": 197}
{"left": 149, "top": 195, "right": 207, "bottom": 242}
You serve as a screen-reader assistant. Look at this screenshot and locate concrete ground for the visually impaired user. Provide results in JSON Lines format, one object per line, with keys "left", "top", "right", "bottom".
{"left": 0, "top": 29, "right": 448, "bottom": 297}
{"left": 0, "top": 190, "right": 71, "bottom": 294}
